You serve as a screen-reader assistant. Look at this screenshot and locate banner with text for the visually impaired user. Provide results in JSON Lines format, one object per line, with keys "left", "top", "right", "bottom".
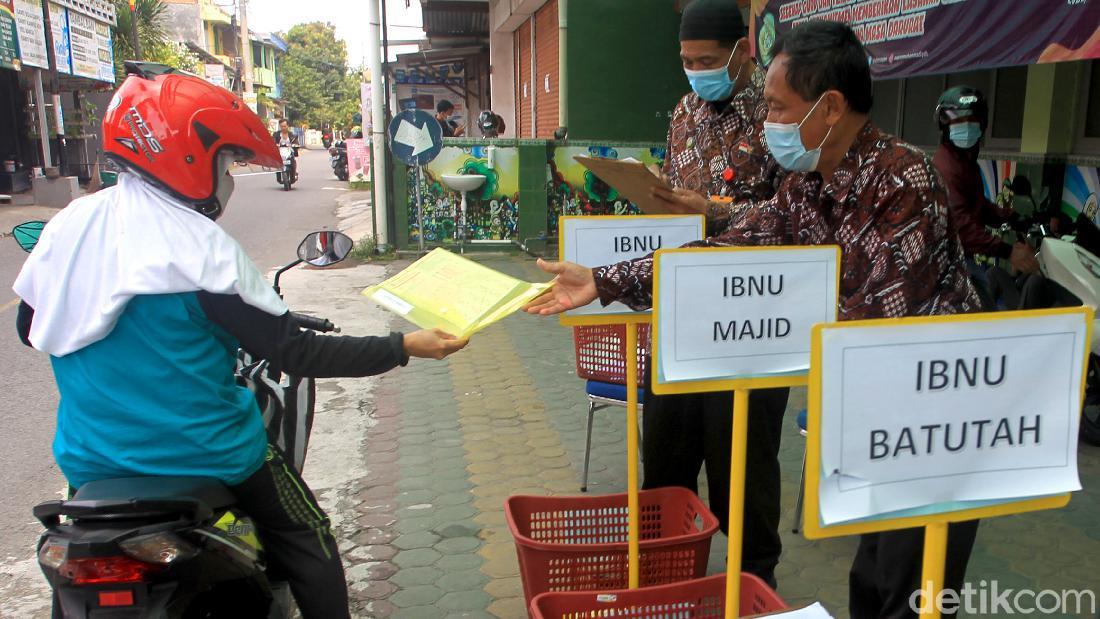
{"left": 751, "top": 0, "right": 1100, "bottom": 79}
{"left": 13, "top": 0, "right": 47, "bottom": 68}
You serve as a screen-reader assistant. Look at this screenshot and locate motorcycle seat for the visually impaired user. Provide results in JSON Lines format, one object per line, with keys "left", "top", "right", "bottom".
{"left": 73, "top": 476, "right": 237, "bottom": 512}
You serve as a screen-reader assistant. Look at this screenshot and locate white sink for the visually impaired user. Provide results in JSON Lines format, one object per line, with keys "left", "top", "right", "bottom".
{"left": 441, "top": 174, "right": 486, "bottom": 192}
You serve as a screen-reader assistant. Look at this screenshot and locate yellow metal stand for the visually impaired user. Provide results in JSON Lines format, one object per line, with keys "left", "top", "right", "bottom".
{"left": 625, "top": 324, "right": 641, "bottom": 589}
{"left": 724, "top": 389, "right": 751, "bottom": 618}
{"left": 919, "top": 522, "right": 949, "bottom": 618}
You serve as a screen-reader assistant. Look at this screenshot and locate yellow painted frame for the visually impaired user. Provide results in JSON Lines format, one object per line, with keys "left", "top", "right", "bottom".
{"left": 802, "top": 305, "right": 1093, "bottom": 541}
{"left": 557, "top": 214, "right": 706, "bottom": 327}
{"left": 650, "top": 245, "right": 842, "bottom": 395}
{"left": 648, "top": 244, "right": 839, "bottom": 617}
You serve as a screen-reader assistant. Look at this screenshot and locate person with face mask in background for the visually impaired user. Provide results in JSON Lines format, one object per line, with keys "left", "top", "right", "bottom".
{"left": 932, "top": 86, "right": 1040, "bottom": 309}
{"left": 524, "top": 21, "right": 982, "bottom": 617}
{"left": 632, "top": 0, "right": 790, "bottom": 588}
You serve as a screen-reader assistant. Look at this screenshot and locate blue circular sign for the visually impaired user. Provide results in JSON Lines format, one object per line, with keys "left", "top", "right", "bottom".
{"left": 387, "top": 109, "right": 444, "bottom": 166}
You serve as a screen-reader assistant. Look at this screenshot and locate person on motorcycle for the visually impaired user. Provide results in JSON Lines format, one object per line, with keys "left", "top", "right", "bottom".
{"left": 932, "top": 86, "right": 1040, "bottom": 309}
{"left": 12, "top": 64, "right": 467, "bottom": 618}
{"left": 273, "top": 117, "right": 300, "bottom": 181}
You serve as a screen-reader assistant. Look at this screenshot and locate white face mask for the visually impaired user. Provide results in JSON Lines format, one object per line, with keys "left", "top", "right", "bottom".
{"left": 213, "top": 153, "right": 235, "bottom": 215}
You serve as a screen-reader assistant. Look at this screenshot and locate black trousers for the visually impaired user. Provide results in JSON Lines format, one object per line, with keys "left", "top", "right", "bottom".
{"left": 231, "top": 445, "right": 350, "bottom": 619}
{"left": 641, "top": 365, "right": 789, "bottom": 581}
{"left": 849, "top": 520, "right": 980, "bottom": 619}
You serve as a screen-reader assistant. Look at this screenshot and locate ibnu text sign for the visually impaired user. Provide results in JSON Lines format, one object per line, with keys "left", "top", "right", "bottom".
{"left": 806, "top": 308, "right": 1092, "bottom": 536}
{"left": 652, "top": 246, "right": 840, "bottom": 393}
{"left": 558, "top": 215, "right": 705, "bottom": 325}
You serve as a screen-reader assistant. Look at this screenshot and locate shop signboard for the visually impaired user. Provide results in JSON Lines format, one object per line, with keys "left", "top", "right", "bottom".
{"left": 13, "top": 0, "right": 48, "bottom": 69}
{"left": 48, "top": 2, "right": 70, "bottom": 74}
{"left": 93, "top": 17, "right": 112, "bottom": 82}
{"left": 0, "top": 0, "right": 20, "bottom": 70}
{"left": 66, "top": 8, "right": 96, "bottom": 79}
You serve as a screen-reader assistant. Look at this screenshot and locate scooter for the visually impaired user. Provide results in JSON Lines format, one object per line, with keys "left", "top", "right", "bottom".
{"left": 984, "top": 175, "right": 1100, "bottom": 446}
{"left": 275, "top": 145, "right": 298, "bottom": 191}
{"left": 329, "top": 140, "right": 348, "bottom": 182}
{"left": 12, "top": 223, "right": 354, "bottom": 617}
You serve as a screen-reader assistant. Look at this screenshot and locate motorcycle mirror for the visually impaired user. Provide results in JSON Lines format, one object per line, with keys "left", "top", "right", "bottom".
{"left": 12, "top": 220, "right": 46, "bottom": 253}
{"left": 297, "top": 230, "right": 354, "bottom": 267}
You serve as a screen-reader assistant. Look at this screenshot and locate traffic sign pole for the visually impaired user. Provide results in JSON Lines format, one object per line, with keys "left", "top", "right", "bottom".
{"left": 387, "top": 109, "right": 443, "bottom": 255}
{"left": 416, "top": 165, "right": 426, "bottom": 255}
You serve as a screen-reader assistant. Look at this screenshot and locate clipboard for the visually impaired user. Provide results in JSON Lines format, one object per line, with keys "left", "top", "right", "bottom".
{"left": 574, "top": 155, "right": 674, "bottom": 214}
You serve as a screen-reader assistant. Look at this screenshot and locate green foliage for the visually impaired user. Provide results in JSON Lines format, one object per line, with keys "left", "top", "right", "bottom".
{"left": 111, "top": 0, "right": 201, "bottom": 81}
{"left": 279, "top": 22, "right": 359, "bottom": 129}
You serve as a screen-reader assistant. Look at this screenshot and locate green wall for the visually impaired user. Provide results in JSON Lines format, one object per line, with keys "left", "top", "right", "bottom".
{"left": 565, "top": 1, "right": 686, "bottom": 143}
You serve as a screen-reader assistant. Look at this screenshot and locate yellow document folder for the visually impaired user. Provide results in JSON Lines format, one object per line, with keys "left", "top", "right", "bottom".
{"left": 362, "top": 248, "right": 551, "bottom": 338}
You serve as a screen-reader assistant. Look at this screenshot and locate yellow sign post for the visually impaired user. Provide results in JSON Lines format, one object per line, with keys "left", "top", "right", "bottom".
{"left": 803, "top": 308, "right": 1093, "bottom": 618}
{"left": 652, "top": 246, "right": 841, "bottom": 616}
{"left": 558, "top": 214, "right": 705, "bottom": 589}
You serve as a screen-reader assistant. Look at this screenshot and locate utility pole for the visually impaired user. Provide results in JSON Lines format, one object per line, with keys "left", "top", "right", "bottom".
{"left": 129, "top": 0, "right": 142, "bottom": 60}
{"left": 239, "top": 0, "right": 253, "bottom": 93}
{"left": 367, "top": 0, "right": 389, "bottom": 248}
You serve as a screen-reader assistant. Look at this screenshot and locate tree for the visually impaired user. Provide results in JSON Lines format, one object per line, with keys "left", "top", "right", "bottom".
{"left": 279, "top": 22, "right": 359, "bottom": 128}
{"left": 111, "top": 0, "right": 201, "bottom": 81}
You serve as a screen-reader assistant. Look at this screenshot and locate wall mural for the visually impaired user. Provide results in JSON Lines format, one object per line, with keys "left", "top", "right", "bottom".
{"left": 407, "top": 146, "right": 520, "bottom": 244}
{"left": 1063, "top": 164, "right": 1100, "bottom": 225}
{"left": 547, "top": 145, "right": 666, "bottom": 236}
{"left": 977, "top": 159, "right": 1017, "bottom": 205}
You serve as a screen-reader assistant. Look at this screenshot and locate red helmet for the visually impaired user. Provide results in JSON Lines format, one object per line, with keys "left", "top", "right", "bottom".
{"left": 103, "top": 62, "right": 280, "bottom": 216}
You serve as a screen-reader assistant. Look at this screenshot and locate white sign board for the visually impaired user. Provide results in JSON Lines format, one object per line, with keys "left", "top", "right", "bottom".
{"left": 14, "top": 0, "right": 49, "bottom": 68}
{"left": 93, "top": 18, "right": 112, "bottom": 83}
{"left": 560, "top": 215, "right": 704, "bottom": 319}
{"left": 654, "top": 246, "right": 839, "bottom": 385}
{"left": 66, "top": 10, "right": 97, "bottom": 79}
{"left": 48, "top": 2, "right": 71, "bottom": 74}
{"left": 816, "top": 311, "right": 1087, "bottom": 526}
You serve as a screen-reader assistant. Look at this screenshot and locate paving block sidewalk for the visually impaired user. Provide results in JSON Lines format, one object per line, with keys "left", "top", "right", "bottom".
{"left": 345, "top": 254, "right": 1100, "bottom": 619}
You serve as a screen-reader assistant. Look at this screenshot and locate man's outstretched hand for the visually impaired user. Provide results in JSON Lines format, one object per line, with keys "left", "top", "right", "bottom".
{"left": 523, "top": 259, "right": 599, "bottom": 315}
{"left": 404, "top": 329, "right": 468, "bottom": 360}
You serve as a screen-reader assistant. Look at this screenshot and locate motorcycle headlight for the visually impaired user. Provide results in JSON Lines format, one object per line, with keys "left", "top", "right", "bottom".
{"left": 38, "top": 539, "right": 68, "bottom": 570}
{"left": 119, "top": 532, "right": 198, "bottom": 565}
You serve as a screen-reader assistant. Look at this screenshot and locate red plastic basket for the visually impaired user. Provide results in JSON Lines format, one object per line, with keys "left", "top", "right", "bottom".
{"left": 572, "top": 324, "right": 650, "bottom": 384}
{"left": 529, "top": 573, "right": 788, "bottom": 618}
{"left": 505, "top": 487, "right": 719, "bottom": 607}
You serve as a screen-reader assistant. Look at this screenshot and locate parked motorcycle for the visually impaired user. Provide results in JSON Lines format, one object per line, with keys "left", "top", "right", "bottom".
{"left": 983, "top": 175, "right": 1100, "bottom": 446}
{"left": 329, "top": 140, "right": 348, "bottom": 182}
{"left": 275, "top": 145, "right": 298, "bottom": 191}
{"left": 12, "top": 222, "right": 355, "bottom": 617}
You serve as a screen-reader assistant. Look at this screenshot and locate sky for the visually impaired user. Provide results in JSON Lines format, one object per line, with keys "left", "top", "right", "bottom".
{"left": 240, "top": 0, "right": 426, "bottom": 66}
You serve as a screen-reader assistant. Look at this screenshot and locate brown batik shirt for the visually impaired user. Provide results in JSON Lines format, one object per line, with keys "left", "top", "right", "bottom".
{"left": 596, "top": 122, "right": 981, "bottom": 321}
{"left": 662, "top": 66, "right": 781, "bottom": 234}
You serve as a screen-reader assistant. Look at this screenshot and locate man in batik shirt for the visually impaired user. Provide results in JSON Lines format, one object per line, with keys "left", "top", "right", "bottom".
{"left": 528, "top": 21, "right": 980, "bottom": 619}
{"left": 639, "top": 0, "right": 790, "bottom": 588}
{"left": 656, "top": 0, "right": 781, "bottom": 234}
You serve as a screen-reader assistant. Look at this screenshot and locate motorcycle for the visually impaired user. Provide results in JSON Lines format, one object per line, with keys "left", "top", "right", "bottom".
{"left": 12, "top": 222, "right": 354, "bottom": 617}
{"left": 321, "top": 131, "right": 333, "bottom": 150}
{"left": 275, "top": 145, "right": 298, "bottom": 191}
{"left": 329, "top": 140, "right": 348, "bottom": 182}
{"left": 982, "top": 175, "right": 1100, "bottom": 446}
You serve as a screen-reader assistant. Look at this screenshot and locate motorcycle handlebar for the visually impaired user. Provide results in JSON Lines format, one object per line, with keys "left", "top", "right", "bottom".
{"left": 291, "top": 312, "right": 340, "bottom": 333}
